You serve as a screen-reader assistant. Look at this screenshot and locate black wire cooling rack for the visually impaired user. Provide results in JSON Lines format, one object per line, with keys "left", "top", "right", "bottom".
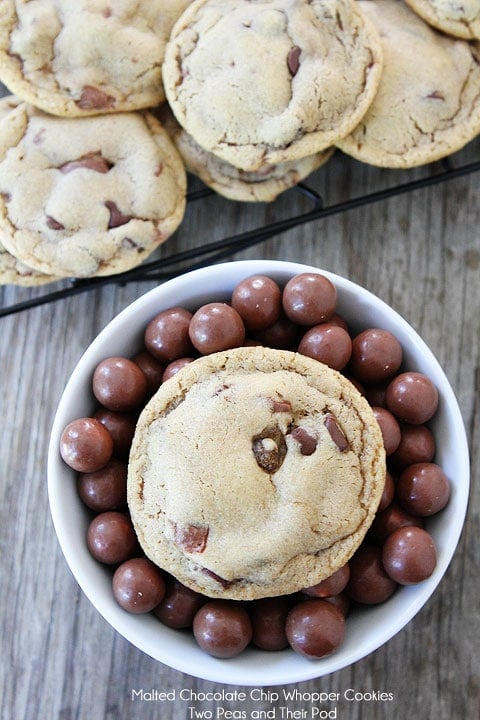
{"left": 1, "top": 152, "right": 480, "bottom": 318}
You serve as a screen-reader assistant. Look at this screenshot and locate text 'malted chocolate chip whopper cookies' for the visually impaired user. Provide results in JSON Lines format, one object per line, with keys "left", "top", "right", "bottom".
{"left": 128, "top": 346, "right": 386, "bottom": 600}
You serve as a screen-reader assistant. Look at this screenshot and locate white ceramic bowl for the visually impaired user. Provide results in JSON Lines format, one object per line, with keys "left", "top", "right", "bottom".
{"left": 48, "top": 259, "right": 469, "bottom": 686}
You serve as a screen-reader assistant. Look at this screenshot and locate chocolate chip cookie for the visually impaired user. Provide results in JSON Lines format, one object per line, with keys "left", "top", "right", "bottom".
{"left": 0, "top": 102, "right": 187, "bottom": 278}
{"left": 405, "top": 0, "right": 480, "bottom": 40}
{"left": 0, "top": 94, "right": 58, "bottom": 284}
{"left": 162, "top": 106, "right": 334, "bottom": 202}
{"left": 0, "top": 0, "right": 191, "bottom": 116}
{"left": 0, "top": 91, "right": 21, "bottom": 119}
{"left": 337, "top": 0, "right": 480, "bottom": 168}
{"left": 162, "top": 0, "right": 383, "bottom": 172}
{"left": 0, "top": 238, "right": 58, "bottom": 285}
{"left": 128, "top": 346, "right": 386, "bottom": 600}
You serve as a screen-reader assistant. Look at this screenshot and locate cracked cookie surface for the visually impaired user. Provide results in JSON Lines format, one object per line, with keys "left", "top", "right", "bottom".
{"left": 162, "top": 0, "right": 383, "bottom": 172}
{"left": 128, "top": 346, "right": 386, "bottom": 600}
{"left": 0, "top": 101, "right": 186, "bottom": 278}
{"left": 0, "top": 0, "right": 192, "bottom": 116}
{"left": 337, "top": 0, "right": 480, "bottom": 168}
{"left": 405, "top": 0, "right": 480, "bottom": 40}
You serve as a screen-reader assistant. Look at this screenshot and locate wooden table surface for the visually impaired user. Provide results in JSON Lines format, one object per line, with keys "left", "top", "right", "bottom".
{"left": 1, "top": 88, "right": 479, "bottom": 720}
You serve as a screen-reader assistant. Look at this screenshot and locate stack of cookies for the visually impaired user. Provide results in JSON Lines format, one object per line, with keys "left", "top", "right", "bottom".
{"left": 0, "top": 0, "right": 479, "bottom": 286}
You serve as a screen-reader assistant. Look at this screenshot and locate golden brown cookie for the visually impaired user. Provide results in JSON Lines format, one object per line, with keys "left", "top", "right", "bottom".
{"left": 337, "top": 0, "right": 480, "bottom": 168}
{"left": 163, "top": 0, "right": 383, "bottom": 172}
{"left": 128, "top": 346, "right": 386, "bottom": 600}
{"left": 0, "top": 239, "right": 58, "bottom": 285}
{"left": 161, "top": 106, "right": 334, "bottom": 202}
{"left": 405, "top": 0, "right": 480, "bottom": 40}
{"left": 0, "top": 0, "right": 192, "bottom": 116}
{"left": 0, "top": 92, "right": 21, "bottom": 119}
{"left": 0, "top": 94, "right": 59, "bottom": 285}
{"left": 0, "top": 102, "right": 187, "bottom": 278}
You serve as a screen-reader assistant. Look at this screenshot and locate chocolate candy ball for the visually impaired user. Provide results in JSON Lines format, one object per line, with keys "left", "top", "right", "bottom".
{"left": 346, "top": 545, "right": 397, "bottom": 604}
{"left": 326, "top": 313, "right": 349, "bottom": 332}
{"left": 282, "top": 272, "right": 337, "bottom": 326}
{"left": 193, "top": 600, "right": 252, "bottom": 658}
{"left": 86, "top": 511, "right": 138, "bottom": 565}
{"left": 324, "top": 593, "right": 350, "bottom": 617}
{"left": 60, "top": 417, "right": 113, "bottom": 472}
{"left": 285, "top": 599, "right": 345, "bottom": 658}
{"left": 369, "top": 502, "right": 423, "bottom": 544}
{"left": 144, "top": 307, "right": 194, "bottom": 362}
{"left": 349, "top": 329, "right": 403, "bottom": 384}
{"left": 301, "top": 563, "right": 350, "bottom": 598}
{"left": 377, "top": 470, "right": 395, "bottom": 512}
{"left": 113, "top": 558, "right": 165, "bottom": 613}
{"left": 385, "top": 372, "right": 439, "bottom": 424}
{"left": 231, "top": 275, "right": 282, "bottom": 331}
{"left": 132, "top": 350, "right": 165, "bottom": 396}
{"left": 396, "top": 462, "right": 450, "bottom": 516}
{"left": 77, "top": 458, "right": 127, "bottom": 512}
{"left": 162, "top": 357, "right": 194, "bottom": 382}
{"left": 94, "top": 408, "right": 137, "bottom": 459}
{"left": 189, "top": 303, "right": 246, "bottom": 354}
{"left": 154, "top": 578, "right": 206, "bottom": 629}
{"left": 371, "top": 406, "right": 401, "bottom": 455}
{"left": 251, "top": 313, "right": 299, "bottom": 349}
{"left": 364, "top": 382, "right": 388, "bottom": 408}
{"left": 298, "top": 324, "right": 352, "bottom": 371}
{"left": 389, "top": 423, "right": 436, "bottom": 469}
{"left": 249, "top": 596, "right": 292, "bottom": 651}
{"left": 92, "top": 356, "right": 147, "bottom": 412}
{"left": 382, "top": 526, "right": 437, "bottom": 585}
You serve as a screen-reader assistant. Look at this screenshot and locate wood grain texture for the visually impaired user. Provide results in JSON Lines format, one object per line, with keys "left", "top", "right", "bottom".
{"left": 0, "top": 86, "right": 479, "bottom": 720}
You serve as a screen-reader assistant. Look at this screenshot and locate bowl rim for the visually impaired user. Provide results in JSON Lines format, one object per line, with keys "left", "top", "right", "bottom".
{"left": 47, "top": 259, "right": 470, "bottom": 686}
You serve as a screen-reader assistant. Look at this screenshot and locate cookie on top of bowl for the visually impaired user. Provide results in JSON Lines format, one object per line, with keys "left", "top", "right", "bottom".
{"left": 162, "top": 0, "right": 383, "bottom": 172}
{"left": 336, "top": 0, "right": 480, "bottom": 168}
{"left": 0, "top": 99, "right": 187, "bottom": 278}
{"left": 0, "top": 0, "right": 192, "bottom": 116}
{"left": 50, "top": 261, "right": 468, "bottom": 680}
{"left": 128, "top": 345, "right": 386, "bottom": 601}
